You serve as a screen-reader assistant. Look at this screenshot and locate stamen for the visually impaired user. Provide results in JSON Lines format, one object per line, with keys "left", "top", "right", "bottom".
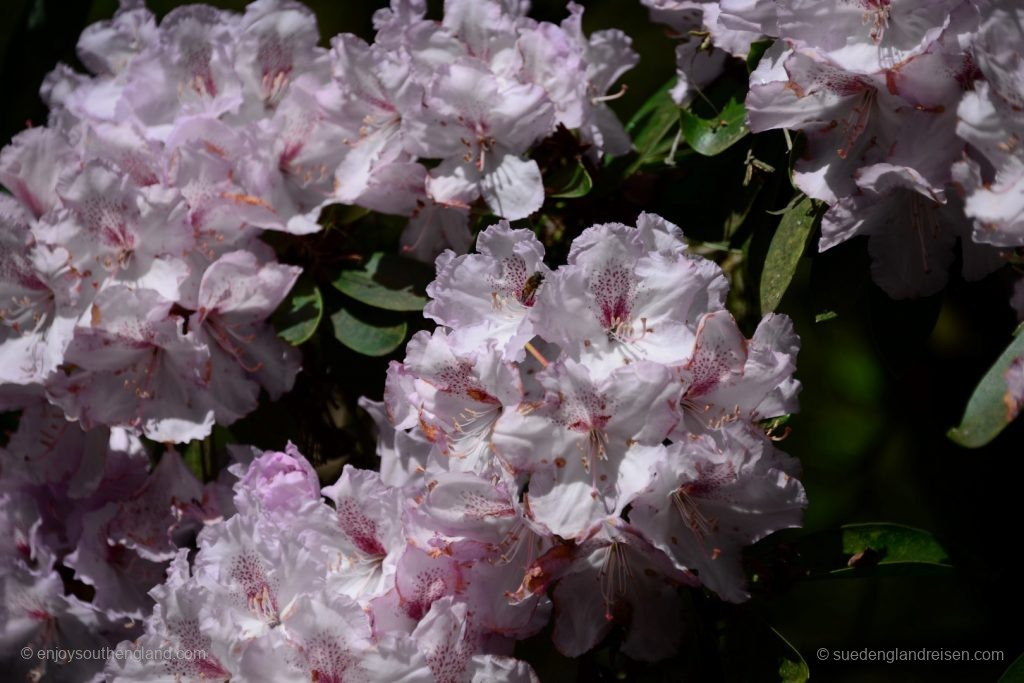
{"left": 862, "top": 1, "right": 892, "bottom": 44}
{"left": 910, "top": 194, "right": 940, "bottom": 275}
{"left": 591, "top": 84, "right": 628, "bottom": 104}
{"left": 836, "top": 89, "right": 875, "bottom": 159}
{"left": 446, "top": 404, "right": 500, "bottom": 461}
{"left": 598, "top": 542, "right": 632, "bottom": 621}
{"left": 207, "top": 317, "right": 265, "bottom": 373}
{"left": 671, "top": 486, "right": 718, "bottom": 543}
{"left": 607, "top": 315, "right": 651, "bottom": 344}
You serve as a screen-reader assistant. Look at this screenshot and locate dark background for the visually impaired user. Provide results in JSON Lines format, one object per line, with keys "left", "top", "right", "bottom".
{"left": 2, "top": 1, "right": 1022, "bottom": 680}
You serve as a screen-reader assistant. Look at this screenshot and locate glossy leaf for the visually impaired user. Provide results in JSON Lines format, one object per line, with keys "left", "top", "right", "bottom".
{"left": 679, "top": 91, "right": 748, "bottom": 156}
{"left": 624, "top": 79, "right": 681, "bottom": 175}
{"left": 760, "top": 195, "right": 819, "bottom": 314}
{"left": 549, "top": 161, "right": 593, "bottom": 199}
{"left": 788, "top": 523, "right": 954, "bottom": 579}
{"left": 273, "top": 277, "right": 323, "bottom": 345}
{"left": 332, "top": 252, "right": 434, "bottom": 312}
{"left": 948, "top": 324, "right": 1024, "bottom": 448}
{"left": 835, "top": 523, "right": 951, "bottom": 574}
{"left": 760, "top": 523, "right": 956, "bottom": 583}
{"left": 330, "top": 305, "right": 407, "bottom": 357}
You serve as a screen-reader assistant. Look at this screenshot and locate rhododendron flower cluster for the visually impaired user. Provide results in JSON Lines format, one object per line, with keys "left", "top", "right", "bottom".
{"left": 323, "top": 0, "right": 639, "bottom": 259}
{"left": 720, "top": 0, "right": 1021, "bottom": 298}
{"left": 91, "top": 215, "right": 805, "bottom": 679}
{"left": 0, "top": 0, "right": 641, "bottom": 444}
{"left": 376, "top": 215, "right": 806, "bottom": 658}
{"left": 0, "top": 0, "right": 316, "bottom": 443}
{"left": 103, "top": 444, "right": 541, "bottom": 681}
{"left": 1, "top": 0, "right": 1019, "bottom": 679}
{"left": 0, "top": 388, "right": 231, "bottom": 682}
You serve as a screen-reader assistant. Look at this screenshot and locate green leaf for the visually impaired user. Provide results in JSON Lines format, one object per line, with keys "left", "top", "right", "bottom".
{"left": 774, "top": 628, "right": 810, "bottom": 683}
{"left": 332, "top": 252, "right": 434, "bottom": 312}
{"left": 330, "top": 306, "right": 407, "bottom": 357}
{"left": 814, "top": 310, "right": 838, "bottom": 323}
{"left": 273, "top": 277, "right": 323, "bottom": 345}
{"left": 759, "top": 195, "right": 820, "bottom": 314}
{"left": 815, "top": 523, "right": 952, "bottom": 576}
{"left": 625, "top": 77, "right": 676, "bottom": 132}
{"left": 548, "top": 161, "right": 593, "bottom": 199}
{"left": 999, "top": 652, "right": 1024, "bottom": 682}
{"left": 679, "top": 90, "right": 749, "bottom": 156}
{"left": 770, "top": 523, "right": 955, "bottom": 581}
{"left": 948, "top": 324, "right": 1024, "bottom": 448}
{"left": 834, "top": 523, "right": 951, "bottom": 574}
{"left": 624, "top": 79, "right": 681, "bottom": 175}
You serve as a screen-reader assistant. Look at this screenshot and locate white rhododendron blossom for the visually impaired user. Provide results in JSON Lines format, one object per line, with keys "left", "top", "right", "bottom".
{"left": 952, "top": 0, "right": 1024, "bottom": 248}
{"left": 0, "top": 388, "right": 231, "bottom": 681}
{"left": 0, "top": 0, "right": 641, "bottom": 443}
{"left": 65, "top": 215, "right": 807, "bottom": 677}
{"left": 99, "top": 445, "right": 543, "bottom": 682}
{"left": 0, "top": 1, "right": 313, "bottom": 442}
{"left": 0, "top": 0, "right": 825, "bottom": 678}
{"left": 709, "top": 0, "right": 1020, "bottom": 299}
{"left": 365, "top": 215, "right": 805, "bottom": 662}
{"left": 339, "top": 0, "right": 639, "bottom": 253}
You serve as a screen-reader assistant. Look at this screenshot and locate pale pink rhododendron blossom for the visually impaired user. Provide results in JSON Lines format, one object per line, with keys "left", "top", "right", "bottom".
{"left": 0, "top": 197, "right": 80, "bottom": 386}
{"left": 629, "top": 424, "right": 805, "bottom": 602}
{"left": 367, "top": 215, "right": 806, "bottom": 661}
{"left": 89, "top": 216, "right": 805, "bottom": 675}
{"left": 99, "top": 445, "right": 543, "bottom": 681}
{"left": 0, "top": 1, "right": 318, "bottom": 443}
{"left": 318, "top": 0, "right": 640, "bottom": 257}
{"left": 491, "top": 358, "right": 680, "bottom": 539}
{"left": 0, "top": 0, "right": 817, "bottom": 677}
{"left": 519, "top": 516, "right": 698, "bottom": 660}
{"left": 713, "top": 0, "right": 1019, "bottom": 298}
{"left": 952, "top": 0, "right": 1024, "bottom": 248}
{"left": 0, "top": 0, "right": 643, "bottom": 443}
{"left": 0, "top": 388, "right": 230, "bottom": 681}
{"left": 531, "top": 216, "right": 728, "bottom": 378}
{"left": 424, "top": 220, "right": 550, "bottom": 361}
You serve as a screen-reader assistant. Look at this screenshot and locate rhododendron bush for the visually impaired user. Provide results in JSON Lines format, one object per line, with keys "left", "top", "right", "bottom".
{"left": 1, "top": 0, "right": 1023, "bottom": 681}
